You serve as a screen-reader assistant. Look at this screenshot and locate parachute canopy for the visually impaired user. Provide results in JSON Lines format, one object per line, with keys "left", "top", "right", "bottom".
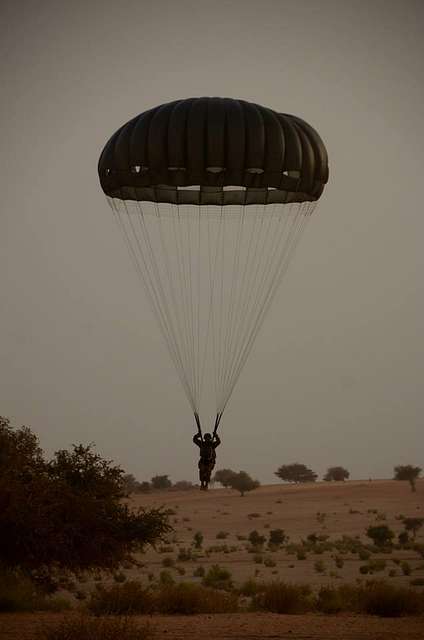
{"left": 99, "top": 97, "right": 328, "bottom": 206}
{"left": 98, "top": 98, "right": 328, "bottom": 434}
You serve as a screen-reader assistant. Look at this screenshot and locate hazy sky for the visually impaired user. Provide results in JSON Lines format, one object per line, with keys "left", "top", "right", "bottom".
{"left": 1, "top": 0, "right": 423, "bottom": 484}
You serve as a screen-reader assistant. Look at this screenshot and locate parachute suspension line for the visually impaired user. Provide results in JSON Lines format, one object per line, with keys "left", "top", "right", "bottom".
{"left": 111, "top": 199, "right": 195, "bottom": 412}
{"left": 171, "top": 204, "right": 197, "bottom": 408}
{"left": 219, "top": 202, "right": 297, "bottom": 409}
{"left": 218, "top": 204, "right": 246, "bottom": 410}
{"left": 194, "top": 411, "right": 202, "bottom": 438}
{"left": 110, "top": 197, "right": 316, "bottom": 431}
{"left": 136, "top": 200, "right": 199, "bottom": 413}
{"left": 220, "top": 201, "right": 315, "bottom": 414}
{"left": 154, "top": 201, "right": 195, "bottom": 406}
{"left": 217, "top": 203, "right": 274, "bottom": 411}
{"left": 220, "top": 205, "right": 306, "bottom": 414}
{"left": 116, "top": 196, "right": 197, "bottom": 415}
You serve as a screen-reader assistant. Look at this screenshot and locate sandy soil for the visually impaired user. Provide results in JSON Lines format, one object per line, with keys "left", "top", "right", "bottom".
{"left": 2, "top": 480, "right": 423, "bottom": 639}
{"left": 1, "top": 611, "right": 423, "bottom": 640}
{"left": 133, "top": 479, "right": 424, "bottom": 587}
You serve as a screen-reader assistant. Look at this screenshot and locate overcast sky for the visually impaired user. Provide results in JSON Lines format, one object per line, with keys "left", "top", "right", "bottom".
{"left": 1, "top": 0, "right": 423, "bottom": 484}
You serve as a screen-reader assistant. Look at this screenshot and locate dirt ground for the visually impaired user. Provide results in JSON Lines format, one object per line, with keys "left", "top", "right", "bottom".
{"left": 1, "top": 480, "right": 423, "bottom": 639}
{"left": 133, "top": 479, "right": 424, "bottom": 587}
{"left": 1, "top": 611, "right": 424, "bottom": 640}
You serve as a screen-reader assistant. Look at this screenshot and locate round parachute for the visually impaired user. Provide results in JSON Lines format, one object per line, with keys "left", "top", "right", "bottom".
{"left": 98, "top": 97, "right": 328, "bottom": 435}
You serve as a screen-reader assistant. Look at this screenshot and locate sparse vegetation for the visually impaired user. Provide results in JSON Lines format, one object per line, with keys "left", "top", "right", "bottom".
{"left": 252, "top": 582, "right": 313, "bottom": 614}
{"left": 88, "top": 581, "right": 154, "bottom": 615}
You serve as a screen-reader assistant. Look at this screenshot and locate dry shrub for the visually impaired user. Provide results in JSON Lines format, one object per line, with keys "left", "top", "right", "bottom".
{"left": 0, "top": 570, "right": 70, "bottom": 613}
{"left": 238, "top": 578, "right": 265, "bottom": 597}
{"left": 37, "top": 615, "right": 152, "bottom": 640}
{"left": 360, "top": 582, "right": 424, "bottom": 617}
{"left": 253, "top": 582, "right": 313, "bottom": 614}
{"left": 316, "top": 585, "right": 361, "bottom": 614}
{"left": 202, "top": 564, "right": 233, "bottom": 591}
{"left": 155, "top": 583, "right": 238, "bottom": 614}
{"left": 88, "top": 581, "right": 154, "bottom": 615}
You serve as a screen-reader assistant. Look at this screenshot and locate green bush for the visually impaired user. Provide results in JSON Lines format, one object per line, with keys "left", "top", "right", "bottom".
{"left": 88, "top": 581, "right": 153, "bottom": 615}
{"left": 253, "top": 582, "right": 313, "bottom": 614}
{"left": 248, "top": 530, "right": 265, "bottom": 547}
{"left": 0, "top": 570, "right": 70, "bottom": 613}
{"left": 366, "top": 525, "right": 395, "bottom": 547}
{"left": 193, "top": 532, "right": 203, "bottom": 549}
{"left": 316, "top": 584, "right": 361, "bottom": 614}
{"left": 37, "top": 615, "right": 152, "bottom": 640}
{"left": 268, "top": 529, "right": 286, "bottom": 547}
{"left": 238, "top": 578, "right": 263, "bottom": 597}
{"left": 202, "top": 565, "right": 233, "bottom": 591}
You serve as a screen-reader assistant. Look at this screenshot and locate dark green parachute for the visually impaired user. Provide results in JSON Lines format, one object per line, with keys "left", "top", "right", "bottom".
{"left": 98, "top": 98, "right": 328, "bottom": 436}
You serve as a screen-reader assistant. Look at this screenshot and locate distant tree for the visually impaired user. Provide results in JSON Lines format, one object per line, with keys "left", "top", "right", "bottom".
{"left": 138, "top": 481, "right": 151, "bottom": 493}
{"left": 227, "top": 470, "right": 260, "bottom": 497}
{"left": 323, "top": 466, "right": 350, "bottom": 482}
{"left": 268, "top": 528, "right": 287, "bottom": 547}
{"left": 172, "top": 480, "right": 193, "bottom": 491}
{"left": 366, "top": 525, "right": 395, "bottom": 547}
{"left": 0, "top": 417, "right": 171, "bottom": 580}
{"left": 275, "top": 463, "right": 317, "bottom": 484}
{"left": 122, "top": 473, "right": 141, "bottom": 494}
{"left": 213, "top": 468, "right": 237, "bottom": 488}
{"left": 248, "top": 530, "right": 265, "bottom": 547}
{"left": 394, "top": 465, "right": 421, "bottom": 492}
{"left": 151, "top": 475, "right": 172, "bottom": 490}
{"left": 402, "top": 517, "right": 424, "bottom": 540}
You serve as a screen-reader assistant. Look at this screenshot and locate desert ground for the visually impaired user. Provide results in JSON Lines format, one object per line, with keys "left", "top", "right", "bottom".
{"left": 1, "top": 479, "right": 423, "bottom": 639}
{"left": 134, "top": 479, "right": 424, "bottom": 588}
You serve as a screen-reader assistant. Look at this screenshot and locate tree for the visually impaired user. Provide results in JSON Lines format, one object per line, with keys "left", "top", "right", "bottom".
{"left": 366, "top": 525, "right": 395, "bottom": 547}
{"left": 394, "top": 465, "right": 421, "bottom": 492}
{"left": 275, "top": 463, "right": 317, "bottom": 484}
{"left": 227, "top": 470, "right": 260, "bottom": 496}
{"left": 0, "top": 417, "right": 171, "bottom": 578}
{"left": 323, "top": 466, "right": 350, "bottom": 482}
{"left": 213, "top": 468, "right": 237, "bottom": 488}
{"left": 248, "top": 530, "right": 265, "bottom": 547}
{"left": 122, "top": 473, "right": 142, "bottom": 494}
{"left": 151, "top": 475, "right": 172, "bottom": 490}
{"left": 268, "top": 529, "right": 287, "bottom": 547}
{"left": 402, "top": 517, "right": 424, "bottom": 540}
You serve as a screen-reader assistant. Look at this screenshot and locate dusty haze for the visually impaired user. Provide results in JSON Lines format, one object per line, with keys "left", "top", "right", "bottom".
{"left": 1, "top": 0, "right": 423, "bottom": 484}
